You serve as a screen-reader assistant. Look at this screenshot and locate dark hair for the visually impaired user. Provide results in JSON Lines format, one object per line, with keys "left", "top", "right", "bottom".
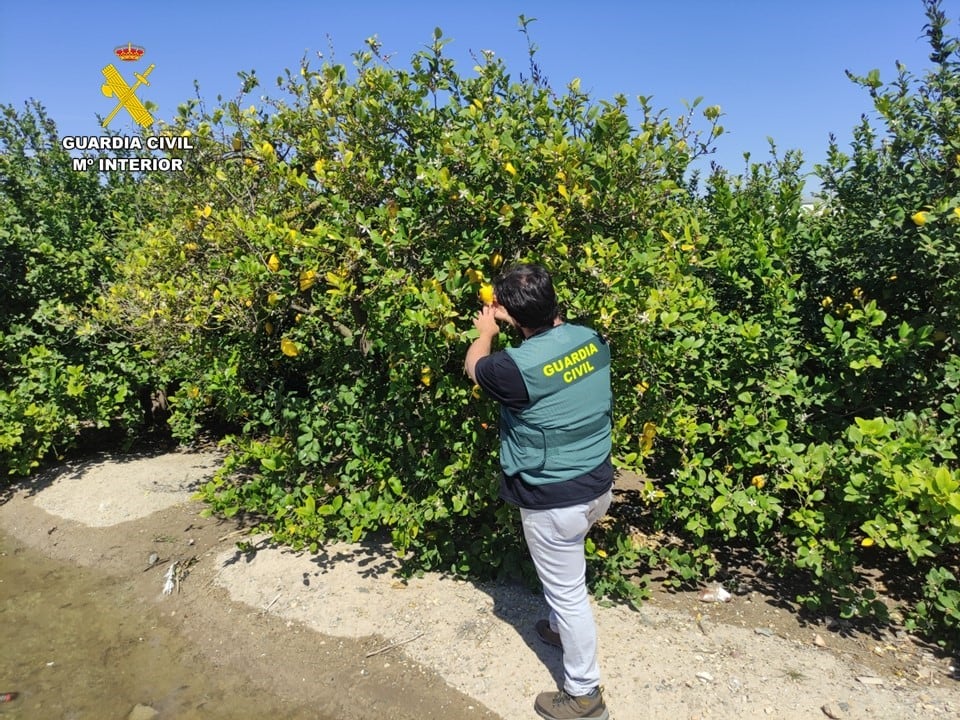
{"left": 493, "top": 264, "right": 558, "bottom": 330}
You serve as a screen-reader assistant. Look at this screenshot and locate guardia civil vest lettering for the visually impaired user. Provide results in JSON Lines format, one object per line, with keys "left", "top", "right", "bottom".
{"left": 500, "top": 324, "right": 612, "bottom": 485}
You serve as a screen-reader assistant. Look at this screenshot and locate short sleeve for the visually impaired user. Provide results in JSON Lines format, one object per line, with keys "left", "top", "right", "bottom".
{"left": 474, "top": 352, "right": 529, "bottom": 411}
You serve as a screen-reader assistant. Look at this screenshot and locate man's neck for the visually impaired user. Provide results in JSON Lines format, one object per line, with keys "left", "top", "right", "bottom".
{"left": 520, "top": 317, "right": 563, "bottom": 339}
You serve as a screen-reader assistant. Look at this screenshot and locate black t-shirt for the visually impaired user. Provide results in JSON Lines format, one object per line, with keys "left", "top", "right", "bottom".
{"left": 474, "top": 344, "right": 613, "bottom": 510}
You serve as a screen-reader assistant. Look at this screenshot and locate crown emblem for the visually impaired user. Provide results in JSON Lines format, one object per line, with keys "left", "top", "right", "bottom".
{"left": 114, "top": 43, "right": 145, "bottom": 62}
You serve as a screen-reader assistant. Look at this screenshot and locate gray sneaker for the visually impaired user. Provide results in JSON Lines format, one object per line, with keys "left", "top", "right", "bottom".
{"left": 534, "top": 687, "right": 608, "bottom": 720}
{"left": 535, "top": 619, "right": 562, "bottom": 648}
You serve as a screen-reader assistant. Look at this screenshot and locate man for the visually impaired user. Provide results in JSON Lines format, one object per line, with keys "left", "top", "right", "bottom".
{"left": 464, "top": 264, "right": 613, "bottom": 720}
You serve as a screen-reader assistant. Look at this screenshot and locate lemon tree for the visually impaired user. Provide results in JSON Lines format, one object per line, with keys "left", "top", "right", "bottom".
{"left": 0, "top": 102, "right": 149, "bottom": 475}
{"left": 99, "top": 28, "right": 722, "bottom": 582}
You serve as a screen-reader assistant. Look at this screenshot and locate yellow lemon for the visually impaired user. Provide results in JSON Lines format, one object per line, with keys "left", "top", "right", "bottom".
{"left": 466, "top": 268, "right": 484, "bottom": 284}
{"left": 261, "top": 141, "right": 275, "bottom": 158}
{"left": 267, "top": 292, "right": 280, "bottom": 306}
{"left": 490, "top": 251, "right": 504, "bottom": 269}
{"left": 232, "top": 136, "right": 242, "bottom": 152}
{"left": 821, "top": 296, "right": 833, "bottom": 308}
{"left": 954, "top": 207, "right": 960, "bottom": 220}
{"left": 267, "top": 254, "right": 280, "bottom": 272}
{"left": 861, "top": 537, "right": 875, "bottom": 547}
{"left": 420, "top": 367, "right": 432, "bottom": 387}
{"left": 479, "top": 283, "right": 495, "bottom": 305}
{"left": 472, "top": 384, "right": 482, "bottom": 399}
{"left": 299, "top": 269, "right": 317, "bottom": 291}
{"left": 280, "top": 338, "right": 299, "bottom": 357}
{"left": 751, "top": 474, "right": 766, "bottom": 489}
{"left": 911, "top": 211, "right": 928, "bottom": 226}
{"left": 504, "top": 161, "right": 517, "bottom": 176}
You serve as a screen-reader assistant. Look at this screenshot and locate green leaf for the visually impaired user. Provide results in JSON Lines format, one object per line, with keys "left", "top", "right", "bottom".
{"left": 388, "top": 476, "right": 403, "bottom": 496}
{"left": 853, "top": 417, "right": 889, "bottom": 437}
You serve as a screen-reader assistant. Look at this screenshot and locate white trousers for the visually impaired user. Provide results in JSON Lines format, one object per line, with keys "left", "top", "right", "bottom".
{"left": 520, "top": 489, "right": 612, "bottom": 695}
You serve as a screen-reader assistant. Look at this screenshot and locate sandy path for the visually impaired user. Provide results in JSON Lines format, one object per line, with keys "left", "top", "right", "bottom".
{"left": 2, "top": 450, "right": 957, "bottom": 719}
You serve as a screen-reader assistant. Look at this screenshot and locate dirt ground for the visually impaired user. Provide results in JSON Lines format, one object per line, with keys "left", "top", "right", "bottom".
{"left": 1, "top": 449, "right": 957, "bottom": 719}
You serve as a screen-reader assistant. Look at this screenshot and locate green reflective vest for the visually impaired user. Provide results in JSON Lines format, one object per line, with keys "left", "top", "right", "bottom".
{"left": 500, "top": 323, "right": 612, "bottom": 485}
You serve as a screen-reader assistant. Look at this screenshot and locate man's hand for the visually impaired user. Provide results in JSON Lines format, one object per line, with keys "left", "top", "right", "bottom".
{"left": 473, "top": 304, "right": 501, "bottom": 338}
{"left": 492, "top": 303, "right": 517, "bottom": 328}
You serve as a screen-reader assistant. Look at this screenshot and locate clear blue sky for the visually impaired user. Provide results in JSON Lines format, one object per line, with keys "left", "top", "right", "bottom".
{"left": 2, "top": 0, "right": 957, "bottom": 188}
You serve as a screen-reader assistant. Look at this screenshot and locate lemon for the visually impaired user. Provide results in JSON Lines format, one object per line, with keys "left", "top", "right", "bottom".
{"left": 490, "top": 251, "right": 504, "bottom": 269}
{"left": 751, "top": 474, "right": 766, "bottom": 489}
{"left": 280, "top": 338, "right": 299, "bottom": 357}
{"left": 479, "top": 283, "right": 495, "bottom": 305}
{"left": 911, "top": 211, "right": 928, "bottom": 226}
{"left": 299, "top": 269, "right": 317, "bottom": 291}
{"left": 267, "top": 254, "right": 280, "bottom": 272}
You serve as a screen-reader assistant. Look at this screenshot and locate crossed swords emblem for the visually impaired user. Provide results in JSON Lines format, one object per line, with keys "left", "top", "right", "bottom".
{"left": 101, "top": 63, "right": 155, "bottom": 128}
